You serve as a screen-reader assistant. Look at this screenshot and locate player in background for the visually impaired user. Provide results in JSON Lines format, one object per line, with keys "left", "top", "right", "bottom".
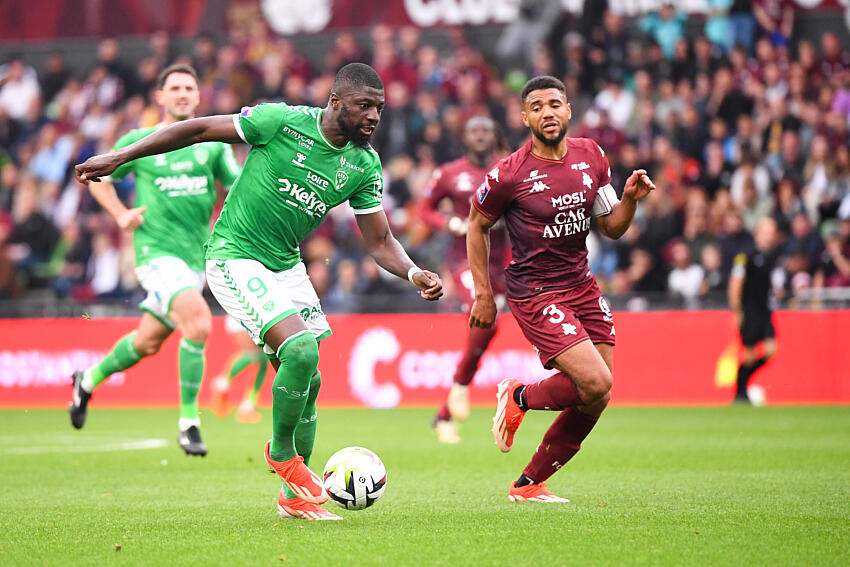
{"left": 69, "top": 64, "right": 241, "bottom": 456}
{"left": 210, "top": 315, "right": 271, "bottom": 423}
{"left": 468, "top": 76, "right": 656, "bottom": 502}
{"left": 728, "top": 216, "right": 781, "bottom": 405}
{"left": 75, "top": 63, "right": 443, "bottom": 520}
{"left": 421, "top": 116, "right": 510, "bottom": 444}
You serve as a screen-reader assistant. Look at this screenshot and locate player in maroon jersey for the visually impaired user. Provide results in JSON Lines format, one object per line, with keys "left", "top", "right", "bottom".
{"left": 421, "top": 115, "right": 509, "bottom": 444}
{"left": 468, "top": 76, "right": 656, "bottom": 502}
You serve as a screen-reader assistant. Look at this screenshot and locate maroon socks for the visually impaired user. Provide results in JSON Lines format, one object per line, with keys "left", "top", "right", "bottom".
{"left": 522, "top": 407, "right": 599, "bottom": 483}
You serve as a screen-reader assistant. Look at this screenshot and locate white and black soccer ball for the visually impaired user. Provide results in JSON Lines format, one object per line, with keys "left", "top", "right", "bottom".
{"left": 322, "top": 446, "right": 386, "bottom": 510}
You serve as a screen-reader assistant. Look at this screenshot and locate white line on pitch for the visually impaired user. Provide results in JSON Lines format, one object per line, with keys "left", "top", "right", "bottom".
{"left": 3, "top": 438, "right": 170, "bottom": 454}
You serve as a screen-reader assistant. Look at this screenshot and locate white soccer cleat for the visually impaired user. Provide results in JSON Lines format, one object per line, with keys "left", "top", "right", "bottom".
{"left": 434, "top": 420, "right": 460, "bottom": 444}
{"left": 447, "top": 383, "right": 470, "bottom": 421}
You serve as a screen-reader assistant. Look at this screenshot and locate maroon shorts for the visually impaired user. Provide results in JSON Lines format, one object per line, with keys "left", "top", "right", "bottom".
{"left": 452, "top": 266, "right": 507, "bottom": 311}
{"left": 508, "top": 276, "right": 615, "bottom": 369}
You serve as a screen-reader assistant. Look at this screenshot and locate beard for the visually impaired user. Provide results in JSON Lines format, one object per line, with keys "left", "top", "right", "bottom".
{"left": 337, "top": 104, "right": 373, "bottom": 148}
{"left": 531, "top": 123, "right": 567, "bottom": 147}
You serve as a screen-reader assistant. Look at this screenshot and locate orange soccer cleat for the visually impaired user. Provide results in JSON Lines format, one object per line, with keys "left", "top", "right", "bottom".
{"left": 492, "top": 378, "right": 526, "bottom": 452}
{"left": 508, "top": 481, "right": 570, "bottom": 503}
{"left": 277, "top": 489, "right": 342, "bottom": 520}
{"left": 209, "top": 376, "right": 232, "bottom": 418}
{"left": 264, "top": 441, "right": 327, "bottom": 504}
{"left": 236, "top": 400, "right": 262, "bottom": 424}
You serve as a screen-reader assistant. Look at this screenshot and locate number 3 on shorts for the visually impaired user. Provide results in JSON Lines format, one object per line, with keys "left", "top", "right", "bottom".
{"left": 542, "top": 304, "right": 578, "bottom": 336}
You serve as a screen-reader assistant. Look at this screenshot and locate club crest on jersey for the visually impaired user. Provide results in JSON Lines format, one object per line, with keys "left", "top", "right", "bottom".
{"left": 193, "top": 147, "right": 209, "bottom": 165}
{"left": 476, "top": 181, "right": 489, "bottom": 203}
{"left": 335, "top": 170, "right": 349, "bottom": 190}
{"left": 456, "top": 171, "right": 474, "bottom": 192}
{"left": 523, "top": 169, "right": 548, "bottom": 182}
{"left": 571, "top": 162, "right": 590, "bottom": 171}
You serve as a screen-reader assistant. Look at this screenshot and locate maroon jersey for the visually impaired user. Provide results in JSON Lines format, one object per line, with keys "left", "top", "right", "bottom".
{"left": 472, "top": 138, "right": 616, "bottom": 299}
{"left": 423, "top": 156, "right": 509, "bottom": 272}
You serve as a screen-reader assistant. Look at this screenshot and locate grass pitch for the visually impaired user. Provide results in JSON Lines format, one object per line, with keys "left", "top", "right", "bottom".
{"left": 1, "top": 406, "right": 848, "bottom": 566}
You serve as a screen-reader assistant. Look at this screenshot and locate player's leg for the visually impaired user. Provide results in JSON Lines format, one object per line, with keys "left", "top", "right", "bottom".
{"left": 170, "top": 287, "right": 213, "bottom": 455}
{"left": 235, "top": 351, "right": 269, "bottom": 423}
{"left": 212, "top": 322, "right": 262, "bottom": 418}
{"left": 206, "top": 258, "right": 327, "bottom": 505}
{"left": 734, "top": 311, "right": 770, "bottom": 404}
{"left": 70, "top": 313, "right": 171, "bottom": 429}
{"left": 261, "top": 316, "right": 326, "bottom": 503}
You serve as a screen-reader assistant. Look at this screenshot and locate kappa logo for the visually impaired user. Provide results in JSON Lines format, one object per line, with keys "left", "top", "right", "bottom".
{"left": 571, "top": 162, "right": 590, "bottom": 171}
{"left": 456, "top": 171, "right": 474, "bottom": 192}
{"left": 582, "top": 172, "right": 593, "bottom": 189}
{"left": 488, "top": 167, "right": 500, "bottom": 182}
{"left": 523, "top": 169, "right": 548, "bottom": 182}
{"left": 292, "top": 152, "right": 307, "bottom": 167}
{"left": 530, "top": 180, "right": 549, "bottom": 193}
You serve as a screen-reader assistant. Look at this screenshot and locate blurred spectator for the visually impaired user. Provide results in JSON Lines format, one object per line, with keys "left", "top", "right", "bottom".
{"left": 728, "top": 0, "right": 756, "bottom": 53}
{"left": 40, "top": 52, "right": 71, "bottom": 106}
{"left": 753, "top": 0, "right": 794, "bottom": 47}
{"left": 700, "top": 242, "right": 726, "bottom": 294}
{"left": 705, "top": 0, "right": 733, "bottom": 53}
{"left": 819, "top": 32, "right": 850, "bottom": 80}
{"left": 668, "top": 240, "right": 705, "bottom": 305}
{"left": 815, "top": 216, "right": 850, "bottom": 287}
{"left": 0, "top": 56, "right": 41, "bottom": 123}
{"left": 639, "top": 3, "right": 687, "bottom": 60}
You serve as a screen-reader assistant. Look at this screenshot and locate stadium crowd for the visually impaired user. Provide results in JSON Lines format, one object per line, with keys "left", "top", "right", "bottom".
{"left": 1, "top": 4, "right": 849, "bottom": 312}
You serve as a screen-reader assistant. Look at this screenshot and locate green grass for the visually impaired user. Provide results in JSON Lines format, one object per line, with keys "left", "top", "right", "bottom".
{"left": 1, "top": 406, "right": 849, "bottom": 566}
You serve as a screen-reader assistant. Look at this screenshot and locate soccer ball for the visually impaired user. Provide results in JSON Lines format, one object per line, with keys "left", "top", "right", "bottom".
{"left": 322, "top": 446, "right": 387, "bottom": 510}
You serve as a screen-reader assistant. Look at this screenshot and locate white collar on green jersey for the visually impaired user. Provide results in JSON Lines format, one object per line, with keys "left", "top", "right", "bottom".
{"left": 316, "top": 110, "right": 351, "bottom": 151}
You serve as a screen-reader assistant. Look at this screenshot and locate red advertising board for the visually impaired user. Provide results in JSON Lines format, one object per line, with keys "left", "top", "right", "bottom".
{"left": 0, "top": 310, "right": 847, "bottom": 408}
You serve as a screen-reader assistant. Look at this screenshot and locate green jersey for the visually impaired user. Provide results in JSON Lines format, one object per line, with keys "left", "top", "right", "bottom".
{"left": 109, "top": 125, "right": 241, "bottom": 270}
{"left": 205, "top": 103, "right": 384, "bottom": 271}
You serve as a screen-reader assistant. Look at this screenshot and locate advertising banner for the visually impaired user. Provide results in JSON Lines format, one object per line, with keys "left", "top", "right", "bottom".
{"left": 1, "top": 310, "right": 847, "bottom": 408}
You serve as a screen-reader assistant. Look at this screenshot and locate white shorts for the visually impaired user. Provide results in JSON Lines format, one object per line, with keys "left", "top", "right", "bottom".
{"left": 206, "top": 259, "right": 331, "bottom": 355}
{"left": 135, "top": 256, "right": 205, "bottom": 330}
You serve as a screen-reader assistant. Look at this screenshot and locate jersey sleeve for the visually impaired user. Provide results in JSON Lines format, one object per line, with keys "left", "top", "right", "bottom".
{"left": 591, "top": 142, "right": 618, "bottom": 217}
{"left": 731, "top": 252, "right": 748, "bottom": 278}
{"left": 232, "top": 103, "right": 287, "bottom": 147}
{"left": 213, "top": 143, "right": 242, "bottom": 190}
{"left": 471, "top": 162, "right": 512, "bottom": 221}
{"left": 349, "top": 155, "right": 384, "bottom": 214}
{"left": 107, "top": 130, "right": 143, "bottom": 181}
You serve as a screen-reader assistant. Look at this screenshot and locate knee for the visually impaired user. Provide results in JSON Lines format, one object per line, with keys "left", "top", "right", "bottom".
{"left": 582, "top": 367, "right": 613, "bottom": 404}
{"left": 277, "top": 332, "right": 319, "bottom": 376}
{"left": 134, "top": 336, "right": 162, "bottom": 357}
{"left": 181, "top": 315, "right": 211, "bottom": 344}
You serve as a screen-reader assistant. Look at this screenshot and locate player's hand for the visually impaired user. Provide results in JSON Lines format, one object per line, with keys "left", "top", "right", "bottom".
{"left": 412, "top": 270, "right": 443, "bottom": 301}
{"left": 622, "top": 169, "right": 656, "bottom": 202}
{"left": 116, "top": 206, "right": 147, "bottom": 231}
{"left": 469, "top": 294, "right": 497, "bottom": 329}
{"left": 75, "top": 152, "right": 125, "bottom": 183}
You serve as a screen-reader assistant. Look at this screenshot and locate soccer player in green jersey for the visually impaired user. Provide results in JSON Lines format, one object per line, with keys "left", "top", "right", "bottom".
{"left": 69, "top": 64, "right": 242, "bottom": 456}
{"left": 75, "top": 63, "right": 443, "bottom": 520}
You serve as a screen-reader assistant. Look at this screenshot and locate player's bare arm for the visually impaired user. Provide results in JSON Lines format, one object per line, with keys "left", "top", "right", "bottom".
{"left": 75, "top": 115, "right": 242, "bottom": 183}
{"left": 728, "top": 268, "right": 745, "bottom": 327}
{"left": 467, "top": 207, "right": 497, "bottom": 329}
{"left": 596, "top": 169, "right": 656, "bottom": 239}
{"left": 355, "top": 210, "right": 443, "bottom": 300}
{"left": 87, "top": 180, "right": 146, "bottom": 231}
